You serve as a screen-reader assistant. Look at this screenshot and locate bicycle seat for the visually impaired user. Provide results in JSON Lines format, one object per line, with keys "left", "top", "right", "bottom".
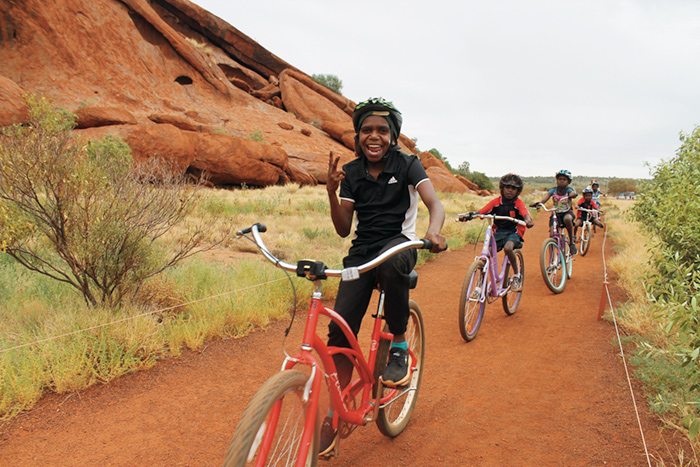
{"left": 550, "top": 214, "right": 566, "bottom": 229}
{"left": 374, "top": 270, "right": 418, "bottom": 290}
{"left": 408, "top": 270, "right": 418, "bottom": 289}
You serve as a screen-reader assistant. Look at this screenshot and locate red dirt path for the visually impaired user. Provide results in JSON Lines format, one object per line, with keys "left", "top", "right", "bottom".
{"left": 0, "top": 217, "right": 690, "bottom": 466}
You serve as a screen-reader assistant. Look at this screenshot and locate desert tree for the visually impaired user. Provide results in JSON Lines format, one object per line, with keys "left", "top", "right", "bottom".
{"left": 0, "top": 95, "right": 228, "bottom": 307}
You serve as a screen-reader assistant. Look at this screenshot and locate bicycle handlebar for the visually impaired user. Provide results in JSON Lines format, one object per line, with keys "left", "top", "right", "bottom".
{"left": 531, "top": 202, "right": 558, "bottom": 212}
{"left": 239, "top": 223, "right": 433, "bottom": 281}
{"left": 576, "top": 207, "right": 602, "bottom": 214}
{"left": 237, "top": 223, "right": 268, "bottom": 236}
{"left": 456, "top": 212, "right": 527, "bottom": 227}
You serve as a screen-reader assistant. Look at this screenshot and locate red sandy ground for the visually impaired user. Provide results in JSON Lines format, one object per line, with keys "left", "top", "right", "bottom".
{"left": 0, "top": 216, "right": 691, "bottom": 466}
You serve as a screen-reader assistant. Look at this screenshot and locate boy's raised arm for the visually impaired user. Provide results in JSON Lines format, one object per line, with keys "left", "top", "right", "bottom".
{"left": 327, "top": 152, "right": 354, "bottom": 237}
{"left": 530, "top": 191, "right": 552, "bottom": 207}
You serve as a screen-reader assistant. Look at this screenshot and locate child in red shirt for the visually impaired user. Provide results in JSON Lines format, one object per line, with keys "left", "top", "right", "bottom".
{"left": 574, "top": 187, "right": 605, "bottom": 240}
{"left": 463, "top": 173, "right": 534, "bottom": 290}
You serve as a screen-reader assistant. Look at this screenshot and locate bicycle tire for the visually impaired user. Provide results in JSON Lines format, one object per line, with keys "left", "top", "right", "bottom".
{"left": 224, "top": 370, "right": 320, "bottom": 467}
{"left": 562, "top": 233, "right": 574, "bottom": 279}
{"left": 580, "top": 223, "right": 592, "bottom": 257}
{"left": 375, "top": 300, "right": 425, "bottom": 437}
{"left": 502, "top": 249, "right": 524, "bottom": 315}
{"left": 540, "top": 238, "right": 567, "bottom": 294}
{"left": 458, "top": 259, "right": 487, "bottom": 342}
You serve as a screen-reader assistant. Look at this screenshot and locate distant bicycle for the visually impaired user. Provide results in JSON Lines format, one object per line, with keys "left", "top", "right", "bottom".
{"left": 533, "top": 203, "right": 574, "bottom": 294}
{"left": 576, "top": 207, "right": 602, "bottom": 257}
{"left": 456, "top": 213, "right": 526, "bottom": 342}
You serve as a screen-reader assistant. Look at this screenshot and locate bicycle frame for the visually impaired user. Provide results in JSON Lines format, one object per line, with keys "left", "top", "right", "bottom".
{"left": 471, "top": 220, "right": 512, "bottom": 302}
{"left": 535, "top": 203, "right": 574, "bottom": 293}
{"left": 245, "top": 224, "right": 428, "bottom": 464}
{"left": 578, "top": 207, "right": 601, "bottom": 225}
{"left": 537, "top": 204, "right": 569, "bottom": 253}
{"left": 455, "top": 213, "right": 526, "bottom": 342}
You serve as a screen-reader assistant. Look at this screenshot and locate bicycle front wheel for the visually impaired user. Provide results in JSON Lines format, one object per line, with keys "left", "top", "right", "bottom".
{"left": 540, "top": 238, "right": 567, "bottom": 294}
{"left": 563, "top": 234, "right": 574, "bottom": 279}
{"left": 224, "top": 370, "right": 320, "bottom": 467}
{"left": 502, "top": 249, "right": 524, "bottom": 315}
{"left": 580, "top": 223, "right": 592, "bottom": 257}
{"left": 375, "top": 300, "right": 425, "bottom": 437}
{"left": 458, "top": 259, "right": 487, "bottom": 342}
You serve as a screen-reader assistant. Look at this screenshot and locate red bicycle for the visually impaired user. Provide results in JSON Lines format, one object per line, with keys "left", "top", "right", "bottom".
{"left": 224, "top": 223, "right": 433, "bottom": 466}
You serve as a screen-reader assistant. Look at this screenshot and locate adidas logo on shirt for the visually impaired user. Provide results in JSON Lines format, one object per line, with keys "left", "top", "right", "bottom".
{"left": 388, "top": 176, "right": 398, "bottom": 184}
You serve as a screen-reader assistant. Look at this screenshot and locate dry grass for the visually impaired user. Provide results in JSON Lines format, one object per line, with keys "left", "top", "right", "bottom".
{"left": 0, "top": 184, "right": 488, "bottom": 421}
{"left": 604, "top": 199, "right": 674, "bottom": 348}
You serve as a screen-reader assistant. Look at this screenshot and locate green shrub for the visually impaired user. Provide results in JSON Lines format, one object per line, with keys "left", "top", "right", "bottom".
{"left": 0, "top": 95, "right": 223, "bottom": 307}
{"left": 631, "top": 124, "right": 700, "bottom": 437}
{"left": 311, "top": 74, "right": 343, "bottom": 95}
{"left": 247, "top": 130, "right": 264, "bottom": 142}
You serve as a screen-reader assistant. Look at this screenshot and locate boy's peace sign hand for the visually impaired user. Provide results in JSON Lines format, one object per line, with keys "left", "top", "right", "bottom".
{"left": 327, "top": 152, "right": 345, "bottom": 194}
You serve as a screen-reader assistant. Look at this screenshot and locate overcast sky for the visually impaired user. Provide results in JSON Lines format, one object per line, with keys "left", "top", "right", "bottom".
{"left": 190, "top": 0, "right": 700, "bottom": 180}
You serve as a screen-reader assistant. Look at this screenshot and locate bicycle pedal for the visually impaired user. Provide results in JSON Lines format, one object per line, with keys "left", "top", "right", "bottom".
{"left": 318, "top": 441, "right": 340, "bottom": 461}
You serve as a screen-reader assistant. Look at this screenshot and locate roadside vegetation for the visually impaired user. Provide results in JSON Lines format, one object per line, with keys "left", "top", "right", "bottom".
{"left": 603, "top": 125, "right": 700, "bottom": 464}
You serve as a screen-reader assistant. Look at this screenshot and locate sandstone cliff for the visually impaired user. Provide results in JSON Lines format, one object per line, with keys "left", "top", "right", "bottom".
{"left": 0, "top": 0, "right": 475, "bottom": 193}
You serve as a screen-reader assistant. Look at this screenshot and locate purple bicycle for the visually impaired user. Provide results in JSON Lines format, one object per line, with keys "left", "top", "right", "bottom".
{"left": 533, "top": 203, "right": 573, "bottom": 294}
{"left": 456, "top": 213, "right": 527, "bottom": 342}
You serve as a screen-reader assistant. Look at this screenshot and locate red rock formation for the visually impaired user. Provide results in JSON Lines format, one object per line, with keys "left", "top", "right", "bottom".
{"left": 286, "top": 161, "right": 318, "bottom": 186}
{"left": 75, "top": 106, "right": 138, "bottom": 129}
{"left": 321, "top": 121, "right": 356, "bottom": 151}
{"left": 279, "top": 71, "right": 350, "bottom": 127}
{"left": 425, "top": 167, "right": 470, "bottom": 193}
{"left": 148, "top": 113, "right": 203, "bottom": 132}
{"left": 157, "top": 0, "right": 298, "bottom": 79}
{"left": 418, "top": 152, "right": 470, "bottom": 193}
{"left": 456, "top": 174, "right": 480, "bottom": 192}
{"left": 189, "top": 133, "right": 284, "bottom": 186}
{"left": 0, "top": 0, "right": 489, "bottom": 195}
{"left": 0, "top": 76, "right": 29, "bottom": 126}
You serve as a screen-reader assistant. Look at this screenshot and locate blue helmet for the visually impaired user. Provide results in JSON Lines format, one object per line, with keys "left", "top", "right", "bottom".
{"left": 556, "top": 169, "right": 572, "bottom": 182}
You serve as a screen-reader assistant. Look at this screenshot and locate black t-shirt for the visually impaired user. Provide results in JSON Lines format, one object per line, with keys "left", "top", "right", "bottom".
{"left": 339, "top": 149, "right": 429, "bottom": 256}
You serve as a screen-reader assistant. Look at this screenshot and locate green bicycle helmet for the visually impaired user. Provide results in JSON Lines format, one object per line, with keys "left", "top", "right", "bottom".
{"left": 556, "top": 169, "right": 572, "bottom": 182}
{"left": 352, "top": 97, "right": 402, "bottom": 142}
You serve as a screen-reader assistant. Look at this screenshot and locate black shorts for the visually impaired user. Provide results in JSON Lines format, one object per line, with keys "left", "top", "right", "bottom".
{"left": 578, "top": 212, "right": 593, "bottom": 222}
{"left": 493, "top": 229, "right": 523, "bottom": 251}
{"left": 553, "top": 211, "right": 574, "bottom": 227}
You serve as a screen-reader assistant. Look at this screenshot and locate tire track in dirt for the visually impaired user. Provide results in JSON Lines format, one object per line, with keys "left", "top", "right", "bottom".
{"left": 0, "top": 215, "right": 686, "bottom": 466}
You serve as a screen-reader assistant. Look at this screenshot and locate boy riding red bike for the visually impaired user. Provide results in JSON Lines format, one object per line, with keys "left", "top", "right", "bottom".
{"left": 324, "top": 97, "right": 447, "bottom": 456}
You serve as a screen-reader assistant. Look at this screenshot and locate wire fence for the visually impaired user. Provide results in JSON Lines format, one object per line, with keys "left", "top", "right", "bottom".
{"left": 600, "top": 226, "right": 652, "bottom": 467}
{"left": 0, "top": 277, "right": 290, "bottom": 355}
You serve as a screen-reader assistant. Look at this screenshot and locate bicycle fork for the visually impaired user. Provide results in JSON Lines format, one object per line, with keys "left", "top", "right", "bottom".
{"left": 269, "top": 294, "right": 325, "bottom": 466}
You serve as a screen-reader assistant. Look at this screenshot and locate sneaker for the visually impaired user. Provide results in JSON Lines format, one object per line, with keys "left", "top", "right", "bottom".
{"left": 510, "top": 273, "right": 523, "bottom": 292}
{"left": 382, "top": 347, "right": 411, "bottom": 387}
{"left": 318, "top": 416, "right": 338, "bottom": 458}
{"left": 570, "top": 242, "right": 578, "bottom": 255}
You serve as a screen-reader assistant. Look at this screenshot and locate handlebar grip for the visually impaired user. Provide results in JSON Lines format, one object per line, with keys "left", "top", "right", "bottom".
{"left": 420, "top": 239, "right": 448, "bottom": 251}
{"left": 237, "top": 223, "right": 267, "bottom": 236}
